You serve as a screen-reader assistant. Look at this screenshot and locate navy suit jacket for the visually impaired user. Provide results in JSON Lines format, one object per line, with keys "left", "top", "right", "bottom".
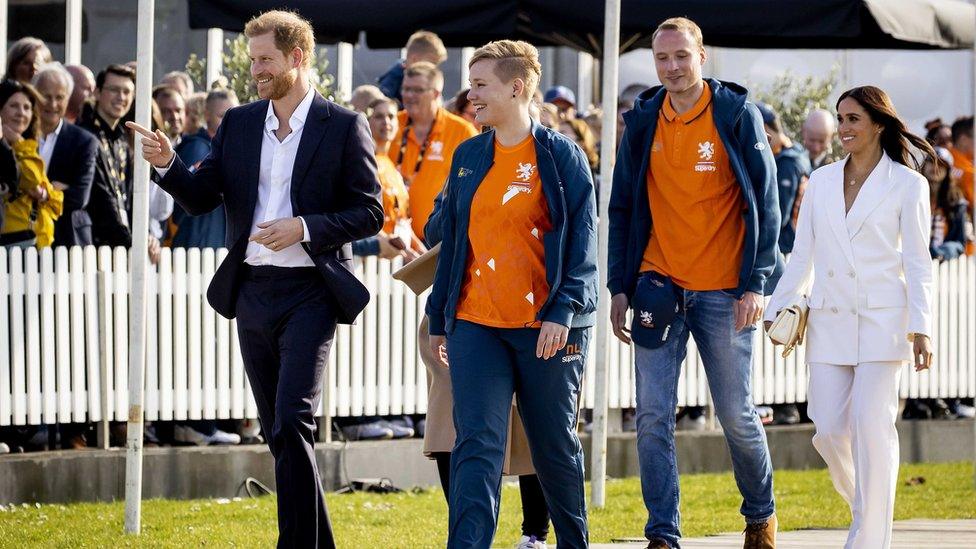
{"left": 49, "top": 121, "right": 98, "bottom": 246}
{"left": 155, "top": 93, "right": 384, "bottom": 323}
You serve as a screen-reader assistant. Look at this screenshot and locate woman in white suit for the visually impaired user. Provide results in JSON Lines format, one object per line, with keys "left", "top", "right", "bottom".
{"left": 765, "top": 86, "right": 935, "bottom": 549}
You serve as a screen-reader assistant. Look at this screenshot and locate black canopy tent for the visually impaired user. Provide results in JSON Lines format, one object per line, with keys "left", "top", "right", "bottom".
{"left": 187, "top": 0, "right": 974, "bottom": 53}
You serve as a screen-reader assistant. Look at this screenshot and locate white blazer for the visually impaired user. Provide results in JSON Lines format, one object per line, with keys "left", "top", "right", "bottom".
{"left": 765, "top": 152, "right": 933, "bottom": 364}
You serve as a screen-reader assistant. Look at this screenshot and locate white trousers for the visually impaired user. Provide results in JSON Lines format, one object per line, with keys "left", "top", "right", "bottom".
{"left": 807, "top": 361, "right": 904, "bottom": 549}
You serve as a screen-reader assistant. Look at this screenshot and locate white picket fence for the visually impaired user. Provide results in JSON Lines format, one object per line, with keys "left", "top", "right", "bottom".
{"left": 1, "top": 246, "right": 974, "bottom": 426}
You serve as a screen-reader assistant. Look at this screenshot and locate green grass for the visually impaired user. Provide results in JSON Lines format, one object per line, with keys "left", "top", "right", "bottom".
{"left": 0, "top": 462, "right": 972, "bottom": 547}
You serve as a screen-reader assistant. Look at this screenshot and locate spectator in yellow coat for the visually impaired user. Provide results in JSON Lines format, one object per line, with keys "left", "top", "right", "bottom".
{"left": 0, "top": 79, "right": 62, "bottom": 247}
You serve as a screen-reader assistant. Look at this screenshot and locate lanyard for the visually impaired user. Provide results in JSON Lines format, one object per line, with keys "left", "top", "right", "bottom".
{"left": 397, "top": 112, "right": 436, "bottom": 180}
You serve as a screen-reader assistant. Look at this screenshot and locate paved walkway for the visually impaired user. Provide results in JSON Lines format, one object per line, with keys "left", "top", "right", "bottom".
{"left": 590, "top": 519, "right": 976, "bottom": 548}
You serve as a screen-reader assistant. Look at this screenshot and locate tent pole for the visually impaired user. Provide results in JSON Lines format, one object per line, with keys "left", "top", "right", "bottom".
{"left": 0, "top": 0, "right": 7, "bottom": 73}
{"left": 337, "top": 42, "right": 353, "bottom": 102}
{"left": 460, "top": 47, "right": 474, "bottom": 90}
{"left": 591, "top": 0, "right": 621, "bottom": 510}
{"left": 206, "top": 28, "right": 223, "bottom": 89}
{"left": 124, "top": 0, "right": 154, "bottom": 534}
{"left": 65, "top": 0, "right": 83, "bottom": 65}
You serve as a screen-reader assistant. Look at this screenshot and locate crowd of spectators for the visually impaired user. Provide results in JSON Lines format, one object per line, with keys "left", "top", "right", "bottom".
{"left": 0, "top": 31, "right": 973, "bottom": 453}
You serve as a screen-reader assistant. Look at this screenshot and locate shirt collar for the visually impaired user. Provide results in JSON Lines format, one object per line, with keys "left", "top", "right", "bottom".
{"left": 265, "top": 83, "right": 316, "bottom": 133}
{"left": 662, "top": 82, "right": 712, "bottom": 124}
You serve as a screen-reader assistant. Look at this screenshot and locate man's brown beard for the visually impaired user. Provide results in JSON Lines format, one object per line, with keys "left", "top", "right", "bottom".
{"left": 262, "top": 69, "right": 296, "bottom": 100}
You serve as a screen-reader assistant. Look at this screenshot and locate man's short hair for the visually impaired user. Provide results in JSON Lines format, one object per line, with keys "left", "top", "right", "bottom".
{"left": 162, "top": 71, "right": 194, "bottom": 95}
{"left": 244, "top": 10, "right": 316, "bottom": 69}
{"left": 652, "top": 17, "right": 704, "bottom": 50}
{"left": 951, "top": 116, "right": 974, "bottom": 144}
{"left": 206, "top": 88, "right": 239, "bottom": 109}
{"left": 95, "top": 63, "right": 136, "bottom": 89}
{"left": 350, "top": 84, "right": 386, "bottom": 111}
{"left": 32, "top": 62, "right": 74, "bottom": 97}
{"left": 366, "top": 97, "right": 399, "bottom": 116}
{"left": 404, "top": 61, "right": 444, "bottom": 92}
{"left": 469, "top": 40, "right": 542, "bottom": 100}
{"left": 152, "top": 84, "right": 183, "bottom": 103}
{"left": 406, "top": 31, "right": 448, "bottom": 65}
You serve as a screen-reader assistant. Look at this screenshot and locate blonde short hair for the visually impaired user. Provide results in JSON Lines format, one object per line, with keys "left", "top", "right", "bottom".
{"left": 406, "top": 31, "right": 448, "bottom": 65}
{"left": 469, "top": 40, "right": 542, "bottom": 100}
{"left": 404, "top": 61, "right": 444, "bottom": 92}
{"left": 652, "top": 17, "right": 704, "bottom": 50}
{"left": 244, "top": 10, "right": 316, "bottom": 68}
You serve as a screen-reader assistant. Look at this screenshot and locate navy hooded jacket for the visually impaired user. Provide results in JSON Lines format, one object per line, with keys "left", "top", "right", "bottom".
{"left": 426, "top": 121, "right": 598, "bottom": 336}
{"left": 607, "top": 78, "right": 783, "bottom": 300}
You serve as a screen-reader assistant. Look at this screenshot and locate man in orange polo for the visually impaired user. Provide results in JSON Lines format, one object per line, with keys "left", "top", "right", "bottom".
{"left": 390, "top": 62, "right": 477, "bottom": 240}
{"left": 607, "top": 17, "right": 781, "bottom": 549}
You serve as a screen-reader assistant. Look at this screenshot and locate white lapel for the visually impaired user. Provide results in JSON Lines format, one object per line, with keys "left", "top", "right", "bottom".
{"left": 846, "top": 152, "right": 895, "bottom": 238}
{"left": 824, "top": 158, "right": 857, "bottom": 267}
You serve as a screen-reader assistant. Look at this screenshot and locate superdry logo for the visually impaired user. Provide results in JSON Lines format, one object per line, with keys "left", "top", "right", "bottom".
{"left": 502, "top": 182, "right": 532, "bottom": 205}
{"left": 695, "top": 141, "right": 717, "bottom": 172}
{"left": 562, "top": 343, "right": 584, "bottom": 363}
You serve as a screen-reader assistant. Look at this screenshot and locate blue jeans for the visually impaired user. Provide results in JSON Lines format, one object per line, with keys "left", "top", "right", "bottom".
{"left": 634, "top": 290, "right": 774, "bottom": 547}
{"left": 446, "top": 320, "right": 589, "bottom": 549}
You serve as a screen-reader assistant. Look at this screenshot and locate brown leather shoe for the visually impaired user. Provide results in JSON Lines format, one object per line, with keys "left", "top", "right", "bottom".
{"left": 646, "top": 539, "right": 670, "bottom": 549}
{"left": 743, "top": 513, "right": 777, "bottom": 549}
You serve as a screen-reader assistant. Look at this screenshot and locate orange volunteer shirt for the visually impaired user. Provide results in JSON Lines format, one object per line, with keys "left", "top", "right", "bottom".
{"left": 391, "top": 107, "right": 477, "bottom": 236}
{"left": 455, "top": 135, "right": 553, "bottom": 328}
{"left": 376, "top": 153, "right": 410, "bottom": 234}
{"left": 640, "top": 84, "right": 746, "bottom": 290}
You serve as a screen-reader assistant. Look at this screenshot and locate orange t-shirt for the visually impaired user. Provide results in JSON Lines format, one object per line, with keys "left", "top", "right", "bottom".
{"left": 455, "top": 135, "right": 552, "bottom": 328}
{"left": 376, "top": 153, "right": 409, "bottom": 234}
{"left": 640, "top": 85, "right": 745, "bottom": 290}
{"left": 390, "top": 107, "right": 478, "bottom": 237}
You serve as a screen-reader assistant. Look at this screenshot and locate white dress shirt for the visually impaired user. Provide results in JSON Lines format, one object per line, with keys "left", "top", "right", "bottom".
{"left": 38, "top": 118, "right": 63, "bottom": 173}
{"left": 156, "top": 85, "right": 314, "bottom": 266}
{"left": 245, "top": 85, "right": 314, "bottom": 267}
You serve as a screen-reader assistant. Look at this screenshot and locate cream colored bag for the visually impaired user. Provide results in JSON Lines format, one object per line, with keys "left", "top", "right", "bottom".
{"left": 766, "top": 297, "right": 809, "bottom": 358}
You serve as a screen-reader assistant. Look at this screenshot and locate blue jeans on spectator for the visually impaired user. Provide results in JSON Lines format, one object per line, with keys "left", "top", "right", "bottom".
{"left": 634, "top": 289, "right": 774, "bottom": 546}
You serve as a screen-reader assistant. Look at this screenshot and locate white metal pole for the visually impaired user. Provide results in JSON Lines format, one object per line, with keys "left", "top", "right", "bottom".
{"left": 0, "top": 0, "right": 8, "bottom": 72}
{"left": 65, "top": 0, "right": 83, "bottom": 65}
{"left": 337, "top": 42, "right": 353, "bottom": 102}
{"left": 591, "top": 0, "right": 620, "bottom": 509}
{"left": 205, "top": 28, "right": 223, "bottom": 90}
{"left": 124, "top": 0, "right": 154, "bottom": 535}
{"left": 577, "top": 51, "right": 593, "bottom": 112}
{"left": 460, "top": 47, "right": 474, "bottom": 90}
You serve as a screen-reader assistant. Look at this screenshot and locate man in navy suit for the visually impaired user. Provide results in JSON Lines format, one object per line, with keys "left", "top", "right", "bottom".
{"left": 129, "top": 10, "right": 383, "bottom": 548}
{"left": 34, "top": 62, "right": 98, "bottom": 247}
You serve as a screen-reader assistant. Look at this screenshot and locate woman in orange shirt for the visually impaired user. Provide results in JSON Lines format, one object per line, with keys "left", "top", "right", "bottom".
{"left": 426, "top": 41, "right": 598, "bottom": 549}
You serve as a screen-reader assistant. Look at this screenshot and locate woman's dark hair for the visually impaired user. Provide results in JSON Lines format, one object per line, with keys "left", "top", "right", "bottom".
{"left": 451, "top": 87, "right": 472, "bottom": 115}
{"left": 0, "top": 78, "right": 42, "bottom": 141}
{"left": 836, "top": 86, "right": 936, "bottom": 172}
{"left": 924, "top": 156, "right": 965, "bottom": 212}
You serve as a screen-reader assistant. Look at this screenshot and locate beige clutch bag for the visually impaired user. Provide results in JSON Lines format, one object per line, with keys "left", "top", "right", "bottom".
{"left": 766, "top": 297, "right": 809, "bottom": 358}
{"left": 391, "top": 243, "right": 441, "bottom": 295}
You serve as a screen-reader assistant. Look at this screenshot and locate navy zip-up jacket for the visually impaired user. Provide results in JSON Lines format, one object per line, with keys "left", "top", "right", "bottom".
{"left": 607, "top": 78, "right": 783, "bottom": 300}
{"left": 426, "top": 121, "right": 598, "bottom": 336}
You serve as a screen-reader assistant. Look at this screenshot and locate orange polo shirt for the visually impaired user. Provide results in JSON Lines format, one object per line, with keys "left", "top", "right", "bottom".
{"left": 456, "top": 135, "right": 552, "bottom": 328}
{"left": 391, "top": 107, "right": 477, "bottom": 237}
{"left": 376, "top": 153, "right": 410, "bottom": 234}
{"left": 949, "top": 146, "right": 974, "bottom": 208}
{"left": 640, "top": 84, "right": 745, "bottom": 290}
